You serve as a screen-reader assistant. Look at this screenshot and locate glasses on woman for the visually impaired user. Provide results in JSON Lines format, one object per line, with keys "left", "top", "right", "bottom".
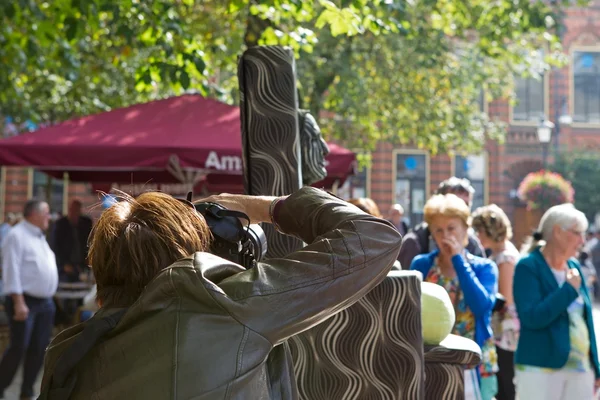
{"left": 563, "top": 228, "right": 585, "bottom": 238}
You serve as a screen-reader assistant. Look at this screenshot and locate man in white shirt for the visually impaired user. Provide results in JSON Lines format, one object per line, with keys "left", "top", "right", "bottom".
{"left": 0, "top": 200, "right": 58, "bottom": 400}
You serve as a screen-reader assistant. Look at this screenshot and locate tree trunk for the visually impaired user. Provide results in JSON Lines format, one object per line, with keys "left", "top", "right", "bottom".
{"left": 244, "top": 11, "right": 270, "bottom": 48}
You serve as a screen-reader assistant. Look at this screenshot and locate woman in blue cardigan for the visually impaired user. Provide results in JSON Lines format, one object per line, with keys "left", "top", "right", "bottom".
{"left": 411, "top": 193, "right": 498, "bottom": 400}
{"left": 513, "top": 203, "right": 600, "bottom": 399}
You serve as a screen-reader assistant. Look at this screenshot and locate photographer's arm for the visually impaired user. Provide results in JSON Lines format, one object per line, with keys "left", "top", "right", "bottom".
{"left": 195, "top": 193, "right": 278, "bottom": 225}
{"left": 211, "top": 187, "right": 402, "bottom": 345}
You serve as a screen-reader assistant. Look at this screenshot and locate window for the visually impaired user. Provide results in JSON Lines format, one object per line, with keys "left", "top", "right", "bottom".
{"left": 32, "top": 171, "right": 64, "bottom": 214}
{"left": 454, "top": 154, "right": 487, "bottom": 210}
{"left": 513, "top": 76, "right": 545, "bottom": 122}
{"left": 394, "top": 152, "right": 428, "bottom": 227}
{"left": 573, "top": 51, "right": 600, "bottom": 124}
{"left": 337, "top": 163, "right": 369, "bottom": 200}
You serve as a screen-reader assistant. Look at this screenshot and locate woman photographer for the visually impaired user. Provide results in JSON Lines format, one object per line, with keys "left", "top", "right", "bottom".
{"left": 38, "top": 187, "right": 402, "bottom": 400}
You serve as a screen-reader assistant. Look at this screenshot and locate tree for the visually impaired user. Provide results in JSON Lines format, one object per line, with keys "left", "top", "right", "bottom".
{"left": 0, "top": 0, "right": 587, "bottom": 152}
{"left": 552, "top": 150, "right": 600, "bottom": 222}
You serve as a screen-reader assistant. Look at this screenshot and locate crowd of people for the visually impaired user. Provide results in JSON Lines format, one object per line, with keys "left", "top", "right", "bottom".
{"left": 0, "top": 176, "right": 598, "bottom": 399}
{"left": 388, "top": 177, "right": 598, "bottom": 400}
{"left": 346, "top": 176, "right": 600, "bottom": 399}
{"left": 0, "top": 199, "right": 93, "bottom": 399}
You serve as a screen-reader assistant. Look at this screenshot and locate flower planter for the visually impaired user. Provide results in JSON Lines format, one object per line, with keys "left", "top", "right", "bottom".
{"left": 518, "top": 170, "right": 574, "bottom": 212}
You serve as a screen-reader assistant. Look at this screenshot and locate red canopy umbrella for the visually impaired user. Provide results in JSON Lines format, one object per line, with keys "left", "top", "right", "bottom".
{"left": 0, "top": 94, "right": 355, "bottom": 192}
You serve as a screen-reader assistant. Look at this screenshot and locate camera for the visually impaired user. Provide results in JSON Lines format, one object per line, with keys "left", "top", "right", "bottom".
{"left": 193, "top": 201, "right": 268, "bottom": 269}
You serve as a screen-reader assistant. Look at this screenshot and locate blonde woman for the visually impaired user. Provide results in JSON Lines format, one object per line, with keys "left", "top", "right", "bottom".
{"left": 410, "top": 194, "right": 498, "bottom": 400}
{"left": 514, "top": 204, "right": 600, "bottom": 399}
{"left": 472, "top": 205, "right": 519, "bottom": 400}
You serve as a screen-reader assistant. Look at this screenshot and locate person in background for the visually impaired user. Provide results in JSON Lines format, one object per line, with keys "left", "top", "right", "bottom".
{"left": 398, "top": 176, "right": 485, "bottom": 269}
{"left": 349, "top": 197, "right": 401, "bottom": 270}
{"left": 0, "top": 200, "right": 58, "bottom": 400}
{"left": 53, "top": 199, "right": 93, "bottom": 282}
{"left": 578, "top": 250, "right": 597, "bottom": 301}
{"left": 388, "top": 203, "right": 409, "bottom": 236}
{"left": 348, "top": 197, "right": 383, "bottom": 218}
{"left": 513, "top": 203, "right": 600, "bottom": 400}
{"left": 472, "top": 204, "right": 520, "bottom": 400}
{"left": 410, "top": 194, "right": 498, "bottom": 400}
{"left": 588, "top": 230, "right": 600, "bottom": 299}
{"left": 0, "top": 213, "right": 17, "bottom": 247}
{"left": 584, "top": 227, "right": 598, "bottom": 253}
{"left": 0, "top": 213, "right": 19, "bottom": 299}
{"left": 46, "top": 211, "right": 62, "bottom": 251}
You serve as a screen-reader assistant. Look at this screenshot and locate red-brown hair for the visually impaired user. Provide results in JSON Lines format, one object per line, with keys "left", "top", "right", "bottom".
{"left": 348, "top": 198, "right": 382, "bottom": 218}
{"left": 89, "top": 192, "right": 211, "bottom": 308}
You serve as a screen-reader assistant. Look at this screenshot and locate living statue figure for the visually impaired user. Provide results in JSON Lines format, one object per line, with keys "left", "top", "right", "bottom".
{"left": 298, "top": 110, "right": 330, "bottom": 185}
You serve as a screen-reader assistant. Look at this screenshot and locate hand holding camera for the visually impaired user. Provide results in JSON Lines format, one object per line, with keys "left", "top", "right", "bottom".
{"left": 196, "top": 193, "right": 279, "bottom": 225}
{"left": 190, "top": 192, "right": 285, "bottom": 269}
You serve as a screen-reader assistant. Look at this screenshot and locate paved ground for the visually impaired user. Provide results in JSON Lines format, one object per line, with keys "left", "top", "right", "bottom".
{"left": 4, "top": 304, "right": 600, "bottom": 399}
{"left": 3, "top": 366, "right": 40, "bottom": 400}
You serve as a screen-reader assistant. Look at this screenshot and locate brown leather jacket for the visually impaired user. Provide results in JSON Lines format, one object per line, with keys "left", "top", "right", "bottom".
{"left": 39, "top": 187, "right": 402, "bottom": 400}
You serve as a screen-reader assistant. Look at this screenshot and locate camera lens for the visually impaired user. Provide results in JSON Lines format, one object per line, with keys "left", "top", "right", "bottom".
{"left": 245, "top": 224, "right": 267, "bottom": 262}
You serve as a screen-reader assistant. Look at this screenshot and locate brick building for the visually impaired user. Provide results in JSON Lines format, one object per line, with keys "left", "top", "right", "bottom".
{"left": 337, "top": 1, "right": 600, "bottom": 245}
{"left": 1, "top": 2, "right": 599, "bottom": 243}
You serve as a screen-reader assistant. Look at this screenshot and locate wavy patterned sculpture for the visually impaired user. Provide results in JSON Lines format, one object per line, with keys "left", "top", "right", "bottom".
{"left": 238, "top": 46, "right": 304, "bottom": 258}
{"left": 288, "top": 271, "right": 482, "bottom": 400}
{"left": 289, "top": 271, "right": 426, "bottom": 400}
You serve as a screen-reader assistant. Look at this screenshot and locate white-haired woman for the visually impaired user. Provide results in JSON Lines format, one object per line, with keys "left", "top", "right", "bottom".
{"left": 514, "top": 204, "right": 600, "bottom": 399}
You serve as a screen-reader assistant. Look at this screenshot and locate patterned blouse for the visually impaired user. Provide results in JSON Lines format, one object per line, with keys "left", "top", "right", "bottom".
{"left": 425, "top": 259, "right": 499, "bottom": 376}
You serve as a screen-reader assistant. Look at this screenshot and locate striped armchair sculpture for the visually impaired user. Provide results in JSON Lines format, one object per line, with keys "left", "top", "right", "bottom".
{"left": 288, "top": 270, "right": 482, "bottom": 400}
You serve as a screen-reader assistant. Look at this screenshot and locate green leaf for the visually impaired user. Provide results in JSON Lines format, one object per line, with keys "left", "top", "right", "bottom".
{"left": 193, "top": 56, "right": 206, "bottom": 74}
{"left": 140, "top": 28, "right": 154, "bottom": 44}
{"left": 180, "top": 70, "right": 190, "bottom": 89}
{"left": 142, "top": 69, "right": 151, "bottom": 84}
{"left": 228, "top": 0, "right": 247, "bottom": 12}
{"left": 64, "top": 16, "right": 79, "bottom": 41}
{"left": 169, "top": 66, "right": 178, "bottom": 83}
{"left": 4, "top": 3, "right": 16, "bottom": 19}
{"left": 316, "top": 9, "right": 348, "bottom": 35}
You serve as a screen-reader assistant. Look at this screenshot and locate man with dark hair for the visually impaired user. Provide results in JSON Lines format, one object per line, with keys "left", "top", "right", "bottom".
{"left": 53, "top": 199, "right": 93, "bottom": 282}
{"left": 436, "top": 176, "right": 476, "bottom": 207}
{"left": 397, "top": 176, "right": 485, "bottom": 269}
{"left": 0, "top": 199, "right": 57, "bottom": 400}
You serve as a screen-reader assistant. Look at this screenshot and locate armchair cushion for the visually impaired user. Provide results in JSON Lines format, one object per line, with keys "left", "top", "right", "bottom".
{"left": 423, "top": 335, "right": 482, "bottom": 400}
{"left": 421, "top": 282, "right": 455, "bottom": 345}
{"left": 424, "top": 333, "right": 482, "bottom": 368}
{"left": 289, "top": 270, "right": 426, "bottom": 400}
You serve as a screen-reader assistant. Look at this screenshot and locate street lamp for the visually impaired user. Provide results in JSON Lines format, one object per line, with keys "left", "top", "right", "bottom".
{"left": 553, "top": 96, "right": 573, "bottom": 155}
{"left": 537, "top": 117, "right": 555, "bottom": 169}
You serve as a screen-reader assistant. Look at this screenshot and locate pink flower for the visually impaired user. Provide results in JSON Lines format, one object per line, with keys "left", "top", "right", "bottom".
{"left": 517, "top": 171, "right": 574, "bottom": 211}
